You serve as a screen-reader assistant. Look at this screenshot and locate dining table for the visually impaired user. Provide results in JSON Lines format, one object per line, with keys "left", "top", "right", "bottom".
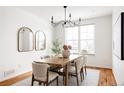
{"left": 34, "top": 54, "right": 82, "bottom": 86}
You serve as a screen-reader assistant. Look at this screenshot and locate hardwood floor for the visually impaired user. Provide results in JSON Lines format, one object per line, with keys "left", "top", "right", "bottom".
{"left": 98, "top": 68, "right": 117, "bottom": 86}
{"left": 0, "top": 67, "right": 117, "bottom": 86}
{"left": 0, "top": 71, "right": 32, "bottom": 86}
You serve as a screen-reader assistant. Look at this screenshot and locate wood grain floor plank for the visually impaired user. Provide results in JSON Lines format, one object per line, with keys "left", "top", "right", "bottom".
{"left": 0, "top": 71, "right": 32, "bottom": 86}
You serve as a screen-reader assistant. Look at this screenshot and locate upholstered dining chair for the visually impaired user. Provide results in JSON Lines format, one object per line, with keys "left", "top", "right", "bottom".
{"left": 32, "top": 62, "right": 59, "bottom": 86}
{"left": 80, "top": 50, "right": 88, "bottom": 76}
{"left": 41, "top": 55, "right": 51, "bottom": 59}
{"left": 41, "top": 55, "right": 59, "bottom": 72}
{"left": 40, "top": 55, "right": 65, "bottom": 85}
{"left": 41, "top": 55, "right": 50, "bottom": 59}
{"left": 69, "top": 57, "right": 84, "bottom": 86}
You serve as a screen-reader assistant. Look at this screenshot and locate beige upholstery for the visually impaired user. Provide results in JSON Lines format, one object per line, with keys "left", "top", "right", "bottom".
{"left": 80, "top": 50, "right": 88, "bottom": 76}
{"left": 34, "top": 71, "right": 59, "bottom": 82}
{"left": 69, "top": 57, "right": 84, "bottom": 85}
{"left": 41, "top": 55, "right": 51, "bottom": 59}
{"left": 48, "top": 71, "right": 59, "bottom": 82}
{"left": 76, "top": 57, "right": 84, "bottom": 73}
{"left": 82, "top": 50, "right": 88, "bottom": 63}
{"left": 81, "top": 50, "right": 88, "bottom": 64}
{"left": 40, "top": 55, "right": 57, "bottom": 71}
{"left": 43, "top": 55, "right": 51, "bottom": 59}
{"left": 32, "top": 62, "right": 59, "bottom": 85}
{"left": 32, "top": 63, "right": 49, "bottom": 81}
{"left": 69, "top": 66, "right": 75, "bottom": 73}
{"left": 69, "top": 57, "right": 83, "bottom": 74}
{"left": 81, "top": 50, "right": 88, "bottom": 55}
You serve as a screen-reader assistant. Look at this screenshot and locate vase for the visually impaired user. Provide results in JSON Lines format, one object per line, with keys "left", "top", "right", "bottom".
{"left": 62, "top": 50, "right": 70, "bottom": 58}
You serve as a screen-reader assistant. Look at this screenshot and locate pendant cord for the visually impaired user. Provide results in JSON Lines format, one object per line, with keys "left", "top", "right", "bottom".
{"left": 64, "top": 6, "right": 67, "bottom": 24}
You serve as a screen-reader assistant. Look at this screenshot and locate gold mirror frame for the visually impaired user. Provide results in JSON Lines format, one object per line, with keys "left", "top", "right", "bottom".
{"left": 18, "top": 27, "right": 34, "bottom": 52}
{"left": 35, "top": 31, "right": 46, "bottom": 51}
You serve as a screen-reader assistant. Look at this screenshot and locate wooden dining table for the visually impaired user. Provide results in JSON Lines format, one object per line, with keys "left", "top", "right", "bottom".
{"left": 34, "top": 55, "right": 82, "bottom": 86}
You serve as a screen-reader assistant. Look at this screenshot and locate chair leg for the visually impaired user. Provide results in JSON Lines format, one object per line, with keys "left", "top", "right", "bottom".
{"left": 76, "top": 74, "right": 79, "bottom": 86}
{"left": 39, "top": 82, "right": 41, "bottom": 85}
{"left": 80, "top": 71, "right": 83, "bottom": 82}
{"left": 56, "top": 76, "right": 59, "bottom": 86}
{"left": 81, "top": 67, "right": 84, "bottom": 80}
{"left": 44, "top": 83, "right": 46, "bottom": 86}
{"left": 31, "top": 80, "right": 34, "bottom": 86}
{"left": 84, "top": 65, "right": 87, "bottom": 76}
{"left": 31, "top": 75, "right": 34, "bottom": 86}
{"left": 63, "top": 74, "right": 65, "bottom": 85}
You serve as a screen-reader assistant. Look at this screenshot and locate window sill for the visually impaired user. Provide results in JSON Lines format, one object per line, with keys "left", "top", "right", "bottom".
{"left": 72, "top": 53, "right": 96, "bottom": 56}
{"left": 86, "top": 54, "right": 95, "bottom": 56}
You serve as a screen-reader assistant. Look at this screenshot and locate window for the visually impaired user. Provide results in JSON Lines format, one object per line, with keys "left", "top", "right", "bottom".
{"left": 65, "top": 24, "right": 95, "bottom": 54}
{"left": 65, "top": 27, "right": 79, "bottom": 54}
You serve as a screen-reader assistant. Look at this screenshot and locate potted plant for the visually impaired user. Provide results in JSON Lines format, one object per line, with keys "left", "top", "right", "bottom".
{"left": 51, "top": 39, "right": 62, "bottom": 55}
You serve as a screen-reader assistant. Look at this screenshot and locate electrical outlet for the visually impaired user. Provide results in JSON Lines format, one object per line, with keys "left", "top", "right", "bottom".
{"left": 0, "top": 72, "right": 3, "bottom": 79}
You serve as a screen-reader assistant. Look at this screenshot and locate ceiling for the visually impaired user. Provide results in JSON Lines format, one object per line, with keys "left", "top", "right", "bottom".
{"left": 18, "top": 6, "right": 114, "bottom": 22}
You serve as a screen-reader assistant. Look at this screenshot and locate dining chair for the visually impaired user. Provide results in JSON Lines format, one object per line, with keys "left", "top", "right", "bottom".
{"left": 41, "top": 55, "right": 57, "bottom": 71}
{"left": 80, "top": 50, "right": 88, "bottom": 76}
{"left": 69, "top": 57, "right": 84, "bottom": 86}
{"left": 43, "top": 55, "right": 51, "bottom": 59}
{"left": 40, "top": 55, "right": 51, "bottom": 60}
{"left": 41, "top": 56, "right": 43, "bottom": 59}
{"left": 52, "top": 57, "right": 84, "bottom": 86}
{"left": 32, "top": 62, "right": 59, "bottom": 86}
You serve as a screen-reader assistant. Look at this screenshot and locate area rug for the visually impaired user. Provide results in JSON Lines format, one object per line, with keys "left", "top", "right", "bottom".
{"left": 12, "top": 69, "right": 99, "bottom": 86}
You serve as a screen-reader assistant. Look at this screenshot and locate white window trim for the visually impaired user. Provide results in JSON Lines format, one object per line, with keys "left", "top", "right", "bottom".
{"left": 64, "top": 23, "right": 96, "bottom": 55}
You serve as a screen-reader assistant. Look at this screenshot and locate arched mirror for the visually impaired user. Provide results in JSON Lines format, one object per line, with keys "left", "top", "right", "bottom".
{"left": 18, "top": 27, "right": 34, "bottom": 52}
{"left": 35, "top": 31, "right": 46, "bottom": 51}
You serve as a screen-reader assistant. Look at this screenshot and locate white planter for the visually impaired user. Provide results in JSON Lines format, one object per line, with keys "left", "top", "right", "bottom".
{"left": 62, "top": 50, "right": 70, "bottom": 58}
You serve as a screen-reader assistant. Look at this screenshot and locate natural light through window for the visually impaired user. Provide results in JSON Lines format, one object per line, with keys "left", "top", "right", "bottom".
{"left": 65, "top": 24, "right": 95, "bottom": 54}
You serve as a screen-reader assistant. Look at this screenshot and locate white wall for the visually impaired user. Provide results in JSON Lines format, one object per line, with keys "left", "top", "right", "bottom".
{"left": 112, "top": 6, "right": 124, "bottom": 85}
{"left": 0, "top": 7, "right": 53, "bottom": 81}
{"left": 52, "top": 24, "right": 65, "bottom": 43}
{"left": 53, "top": 15, "right": 112, "bottom": 68}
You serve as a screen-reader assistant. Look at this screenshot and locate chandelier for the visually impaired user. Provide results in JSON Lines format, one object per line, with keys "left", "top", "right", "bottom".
{"left": 51, "top": 6, "right": 82, "bottom": 26}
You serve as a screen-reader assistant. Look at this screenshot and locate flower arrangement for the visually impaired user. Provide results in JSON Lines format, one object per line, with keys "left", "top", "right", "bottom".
{"left": 63, "top": 45, "right": 72, "bottom": 50}
{"left": 62, "top": 44, "right": 72, "bottom": 58}
{"left": 68, "top": 45, "right": 72, "bottom": 50}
